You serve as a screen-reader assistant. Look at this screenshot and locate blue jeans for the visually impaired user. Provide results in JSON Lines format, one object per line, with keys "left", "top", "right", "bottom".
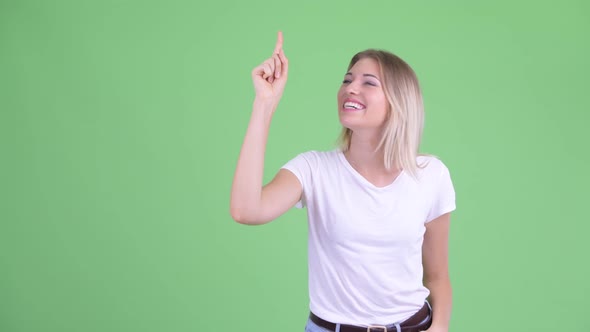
{"left": 304, "top": 318, "right": 333, "bottom": 332}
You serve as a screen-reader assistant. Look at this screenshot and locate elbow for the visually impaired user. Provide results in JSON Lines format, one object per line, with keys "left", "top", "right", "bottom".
{"left": 230, "top": 211, "right": 250, "bottom": 225}
{"left": 229, "top": 197, "right": 254, "bottom": 224}
{"left": 229, "top": 206, "right": 263, "bottom": 225}
{"left": 229, "top": 206, "right": 249, "bottom": 224}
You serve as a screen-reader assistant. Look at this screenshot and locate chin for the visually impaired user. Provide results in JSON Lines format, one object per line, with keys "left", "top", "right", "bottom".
{"left": 338, "top": 118, "right": 357, "bottom": 131}
{"left": 338, "top": 111, "right": 361, "bottom": 126}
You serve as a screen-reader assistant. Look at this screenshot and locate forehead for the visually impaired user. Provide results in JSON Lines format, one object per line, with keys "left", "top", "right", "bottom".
{"left": 348, "top": 57, "right": 381, "bottom": 75}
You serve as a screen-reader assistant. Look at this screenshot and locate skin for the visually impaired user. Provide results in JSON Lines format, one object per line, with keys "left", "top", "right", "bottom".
{"left": 338, "top": 58, "right": 389, "bottom": 134}
{"left": 229, "top": 31, "right": 302, "bottom": 225}
{"left": 337, "top": 57, "right": 399, "bottom": 187}
{"left": 422, "top": 213, "right": 452, "bottom": 332}
{"left": 229, "top": 32, "right": 452, "bottom": 332}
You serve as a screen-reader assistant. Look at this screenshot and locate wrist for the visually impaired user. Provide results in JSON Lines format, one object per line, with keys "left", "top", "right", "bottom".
{"left": 253, "top": 97, "right": 279, "bottom": 119}
{"left": 254, "top": 95, "right": 279, "bottom": 108}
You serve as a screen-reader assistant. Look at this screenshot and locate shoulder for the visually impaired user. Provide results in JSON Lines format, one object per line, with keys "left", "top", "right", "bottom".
{"left": 290, "top": 149, "right": 341, "bottom": 164}
{"left": 415, "top": 154, "right": 452, "bottom": 181}
{"left": 282, "top": 149, "right": 342, "bottom": 174}
{"left": 417, "top": 154, "right": 448, "bottom": 169}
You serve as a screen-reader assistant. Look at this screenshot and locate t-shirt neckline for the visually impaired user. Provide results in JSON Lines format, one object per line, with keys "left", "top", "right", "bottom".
{"left": 336, "top": 150, "right": 405, "bottom": 191}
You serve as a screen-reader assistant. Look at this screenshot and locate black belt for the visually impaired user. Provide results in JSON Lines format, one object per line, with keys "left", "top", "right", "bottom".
{"left": 309, "top": 302, "right": 432, "bottom": 332}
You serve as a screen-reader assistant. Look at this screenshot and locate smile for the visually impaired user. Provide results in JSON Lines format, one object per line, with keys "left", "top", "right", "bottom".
{"left": 343, "top": 101, "right": 366, "bottom": 110}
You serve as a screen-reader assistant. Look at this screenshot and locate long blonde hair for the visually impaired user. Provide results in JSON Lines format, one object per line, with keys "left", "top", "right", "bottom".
{"left": 338, "top": 49, "right": 426, "bottom": 178}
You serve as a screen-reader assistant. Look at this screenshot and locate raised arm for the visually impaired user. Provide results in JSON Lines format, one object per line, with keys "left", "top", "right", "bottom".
{"left": 230, "top": 31, "right": 302, "bottom": 225}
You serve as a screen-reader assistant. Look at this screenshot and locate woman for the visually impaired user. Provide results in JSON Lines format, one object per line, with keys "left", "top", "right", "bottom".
{"left": 230, "top": 31, "right": 455, "bottom": 332}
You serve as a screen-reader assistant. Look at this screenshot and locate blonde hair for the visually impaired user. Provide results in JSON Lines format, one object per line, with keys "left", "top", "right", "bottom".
{"left": 338, "top": 49, "right": 427, "bottom": 178}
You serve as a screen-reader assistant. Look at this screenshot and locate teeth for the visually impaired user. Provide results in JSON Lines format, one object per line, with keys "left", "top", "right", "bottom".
{"left": 344, "top": 102, "right": 365, "bottom": 110}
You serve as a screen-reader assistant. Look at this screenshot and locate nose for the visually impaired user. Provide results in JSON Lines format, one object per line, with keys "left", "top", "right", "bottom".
{"left": 344, "top": 81, "right": 359, "bottom": 95}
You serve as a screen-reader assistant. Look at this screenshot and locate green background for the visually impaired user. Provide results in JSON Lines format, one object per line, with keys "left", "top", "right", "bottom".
{"left": 1, "top": 0, "right": 589, "bottom": 331}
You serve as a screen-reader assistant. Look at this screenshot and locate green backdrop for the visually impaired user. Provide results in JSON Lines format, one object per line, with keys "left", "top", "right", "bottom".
{"left": 2, "top": 1, "right": 589, "bottom": 331}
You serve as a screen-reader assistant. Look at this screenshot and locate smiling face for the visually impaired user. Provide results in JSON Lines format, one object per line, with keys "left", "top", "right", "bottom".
{"left": 337, "top": 57, "right": 389, "bottom": 132}
{"left": 337, "top": 49, "right": 425, "bottom": 175}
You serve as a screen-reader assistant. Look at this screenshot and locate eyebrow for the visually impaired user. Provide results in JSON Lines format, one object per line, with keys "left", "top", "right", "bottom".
{"left": 345, "top": 72, "right": 381, "bottom": 80}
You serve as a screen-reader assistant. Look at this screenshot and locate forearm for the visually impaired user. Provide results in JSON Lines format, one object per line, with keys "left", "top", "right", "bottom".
{"left": 425, "top": 276, "right": 452, "bottom": 331}
{"left": 229, "top": 98, "right": 276, "bottom": 222}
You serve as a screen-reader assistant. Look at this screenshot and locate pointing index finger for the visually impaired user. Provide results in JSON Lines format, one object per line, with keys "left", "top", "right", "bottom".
{"left": 273, "top": 31, "right": 283, "bottom": 54}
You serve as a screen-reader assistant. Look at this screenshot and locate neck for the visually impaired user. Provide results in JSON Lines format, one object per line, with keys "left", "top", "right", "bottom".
{"left": 344, "top": 131, "right": 387, "bottom": 173}
{"left": 342, "top": 131, "right": 402, "bottom": 187}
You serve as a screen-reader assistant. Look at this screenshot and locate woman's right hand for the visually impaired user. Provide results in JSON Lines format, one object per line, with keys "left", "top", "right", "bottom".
{"left": 251, "top": 31, "right": 289, "bottom": 105}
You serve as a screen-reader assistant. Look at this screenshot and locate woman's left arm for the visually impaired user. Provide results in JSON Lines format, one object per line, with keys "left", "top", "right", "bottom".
{"left": 421, "top": 212, "right": 452, "bottom": 332}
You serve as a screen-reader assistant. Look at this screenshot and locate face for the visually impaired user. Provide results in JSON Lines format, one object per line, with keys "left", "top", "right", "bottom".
{"left": 337, "top": 57, "right": 389, "bottom": 132}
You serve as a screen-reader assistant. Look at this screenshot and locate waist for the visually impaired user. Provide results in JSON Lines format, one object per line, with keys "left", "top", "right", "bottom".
{"left": 309, "top": 301, "right": 432, "bottom": 332}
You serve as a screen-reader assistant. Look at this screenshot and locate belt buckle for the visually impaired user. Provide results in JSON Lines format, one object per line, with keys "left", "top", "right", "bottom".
{"left": 367, "top": 325, "right": 388, "bottom": 332}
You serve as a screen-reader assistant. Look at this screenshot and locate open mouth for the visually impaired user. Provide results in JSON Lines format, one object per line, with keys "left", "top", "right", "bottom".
{"left": 343, "top": 101, "right": 366, "bottom": 110}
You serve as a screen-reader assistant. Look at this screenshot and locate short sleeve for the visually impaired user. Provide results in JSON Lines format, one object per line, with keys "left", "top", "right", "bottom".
{"left": 280, "top": 151, "right": 316, "bottom": 209}
{"left": 425, "top": 161, "right": 456, "bottom": 223}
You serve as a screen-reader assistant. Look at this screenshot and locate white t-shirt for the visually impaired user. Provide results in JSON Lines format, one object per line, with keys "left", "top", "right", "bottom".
{"left": 281, "top": 149, "right": 456, "bottom": 325}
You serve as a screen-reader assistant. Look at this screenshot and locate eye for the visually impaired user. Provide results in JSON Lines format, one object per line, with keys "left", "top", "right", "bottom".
{"left": 364, "top": 81, "right": 377, "bottom": 86}
{"left": 342, "top": 79, "right": 351, "bottom": 84}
